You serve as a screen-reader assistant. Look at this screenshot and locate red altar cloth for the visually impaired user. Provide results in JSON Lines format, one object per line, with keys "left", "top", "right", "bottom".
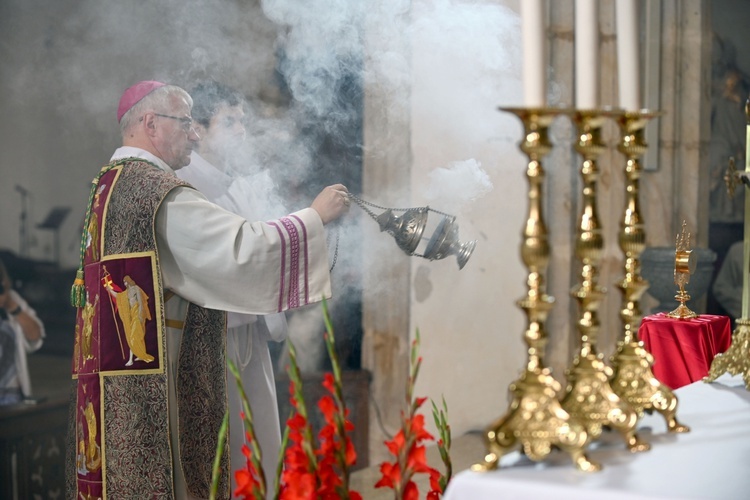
{"left": 638, "top": 313, "right": 732, "bottom": 390}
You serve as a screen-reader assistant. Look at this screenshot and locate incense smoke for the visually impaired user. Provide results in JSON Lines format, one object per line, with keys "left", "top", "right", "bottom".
{"left": 2, "top": 0, "right": 521, "bottom": 371}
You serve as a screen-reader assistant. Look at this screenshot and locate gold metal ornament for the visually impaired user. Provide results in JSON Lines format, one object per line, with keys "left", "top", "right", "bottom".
{"left": 705, "top": 98, "right": 750, "bottom": 389}
{"left": 724, "top": 156, "right": 741, "bottom": 199}
{"left": 560, "top": 111, "right": 649, "bottom": 453}
{"left": 667, "top": 221, "right": 698, "bottom": 319}
{"left": 473, "top": 107, "right": 599, "bottom": 473}
{"left": 607, "top": 110, "right": 689, "bottom": 433}
{"left": 350, "top": 195, "right": 476, "bottom": 269}
{"left": 705, "top": 318, "right": 750, "bottom": 388}
{"left": 723, "top": 156, "right": 750, "bottom": 200}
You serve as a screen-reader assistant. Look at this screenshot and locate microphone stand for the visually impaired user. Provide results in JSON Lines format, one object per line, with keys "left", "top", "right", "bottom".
{"left": 16, "top": 184, "right": 29, "bottom": 257}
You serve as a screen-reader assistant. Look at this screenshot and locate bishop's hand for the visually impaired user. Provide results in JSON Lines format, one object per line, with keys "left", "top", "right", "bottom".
{"left": 311, "top": 184, "right": 351, "bottom": 225}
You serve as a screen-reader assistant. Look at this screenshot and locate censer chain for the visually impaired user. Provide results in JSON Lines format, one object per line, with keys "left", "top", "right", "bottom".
{"left": 327, "top": 226, "right": 339, "bottom": 272}
{"left": 346, "top": 193, "right": 454, "bottom": 220}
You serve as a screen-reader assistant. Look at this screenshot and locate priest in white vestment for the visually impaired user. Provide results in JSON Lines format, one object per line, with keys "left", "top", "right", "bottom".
{"left": 176, "top": 81, "right": 292, "bottom": 496}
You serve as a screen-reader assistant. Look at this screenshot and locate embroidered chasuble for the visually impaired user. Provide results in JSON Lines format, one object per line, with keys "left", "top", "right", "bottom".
{"left": 66, "top": 159, "right": 230, "bottom": 499}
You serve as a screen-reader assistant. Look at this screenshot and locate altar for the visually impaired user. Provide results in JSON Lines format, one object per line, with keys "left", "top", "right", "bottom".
{"left": 443, "top": 374, "right": 750, "bottom": 499}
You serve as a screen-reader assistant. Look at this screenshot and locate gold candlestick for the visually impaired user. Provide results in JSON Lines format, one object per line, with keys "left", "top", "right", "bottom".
{"left": 473, "top": 107, "right": 599, "bottom": 473}
{"left": 608, "top": 110, "right": 689, "bottom": 433}
{"left": 705, "top": 98, "right": 750, "bottom": 389}
{"left": 560, "top": 110, "right": 649, "bottom": 453}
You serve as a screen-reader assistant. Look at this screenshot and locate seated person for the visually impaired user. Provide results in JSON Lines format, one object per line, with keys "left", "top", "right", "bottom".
{"left": 0, "top": 257, "right": 45, "bottom": 405}
{"left": 712, "top": 240, "right": 745, "bottom": 323}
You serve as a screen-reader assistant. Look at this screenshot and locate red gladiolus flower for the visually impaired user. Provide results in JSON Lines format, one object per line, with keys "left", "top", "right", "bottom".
{"left": 234, "top": 468, "right": 260, "bottom": 500}
{"left": 406, "top": 445, "right": 433, "bottom": 474}
{"left": 375, "top": 330, "right": 452, "bottom": 499}
{"left": 288, "top": 413, "right": 307, "bottom": 432}
{"left": 344, "top": 438, "right": 357, "bottom": 466}
{"left": 216, "top": 302, "right": 372, "bottom": 500}
{"left": 410, "top": 414, "right": 435, "bottom": 442}
{"left": 318, "top": 395, "right": 337, "bottom": 425}
{"left": 322, "top": 372, "right": 336, "bottom": 394}
{"left": 429, "top": 467, "right": 443, "bottom": 494}
{"left": 403, "top": 480, "right": 420, "bottom": 500}
{"left": 374, "top": 461, "right": 400, "bottom": 489}
{"left": 284, "top": 445, "right": 308, "bottom": 471}
{"left": 279, "top": 470, "right": 317, "bottom": 500}
{"left": 384, "top": 429, "right": 406, "bottom": 456}
{"left": 234, "top": 443, "right": 262, "bottom": 499}
{"left": 316, "top": 459, "right": 342, "bottom": 497}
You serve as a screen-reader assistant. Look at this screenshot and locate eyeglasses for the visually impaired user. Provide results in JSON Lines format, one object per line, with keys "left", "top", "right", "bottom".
{"left": 154, "top": 113, "right": 194, "bottom": 132}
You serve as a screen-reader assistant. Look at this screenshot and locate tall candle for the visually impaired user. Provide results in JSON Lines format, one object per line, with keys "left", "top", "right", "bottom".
{"left": 575, "top": 0, "right": 599, "bottom": 109}
{"left": 616, "top": 0, "right": 641, "bottom": 110}
{"left": 520, "top": 0, "right": 546, "bottom": 107}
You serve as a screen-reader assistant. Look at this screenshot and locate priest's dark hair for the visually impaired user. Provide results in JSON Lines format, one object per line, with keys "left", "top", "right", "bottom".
{"left": 190, "top": 81, "right": 245, "bottom": 128}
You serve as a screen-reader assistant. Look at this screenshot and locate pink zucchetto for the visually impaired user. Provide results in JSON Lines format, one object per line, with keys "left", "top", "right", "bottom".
{"left": 117, "top": 80, "right": 166, "bottom": 122}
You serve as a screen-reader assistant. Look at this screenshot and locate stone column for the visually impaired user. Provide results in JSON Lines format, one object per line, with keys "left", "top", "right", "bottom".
{"left": 361, "top": 3, "right": 413, "bottom": 465}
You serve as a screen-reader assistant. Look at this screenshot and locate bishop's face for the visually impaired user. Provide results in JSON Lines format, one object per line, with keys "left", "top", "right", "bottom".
{"left": 197, "top": 103, "right": 246, "bottom": 166}
{"left": 152, "top": 95, "right": 200, "bottom": 170}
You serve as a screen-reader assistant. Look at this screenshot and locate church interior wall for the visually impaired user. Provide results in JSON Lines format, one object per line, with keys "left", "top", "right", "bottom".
{"left": 0, "top": 0, "right": 747, "bottom": 482}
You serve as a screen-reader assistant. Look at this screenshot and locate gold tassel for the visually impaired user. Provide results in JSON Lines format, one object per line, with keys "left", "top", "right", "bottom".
{"left": 71, "top": 269, "right": 86, "bottom": 308}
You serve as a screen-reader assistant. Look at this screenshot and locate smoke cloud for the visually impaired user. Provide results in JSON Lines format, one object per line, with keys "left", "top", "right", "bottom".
{"left": 2, "top": 0, "right": 521, "bottom": 370}
{"left": 423, "top": 159, "right": 494, "bottom": 215}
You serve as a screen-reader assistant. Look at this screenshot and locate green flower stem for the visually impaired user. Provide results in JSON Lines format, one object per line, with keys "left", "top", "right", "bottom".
{"left": 287, "top": 340, "right": 319, "bottom": 471}
{"left": 322, "top": 298, "right": 353, "bottom": 497}
{"left": 431, "top": 397, "right": 453, "bottom": 491}
{"left": 228, "top": 359, "right": 267, "bottom": 497}
{"left": 208, "top": 412, "right": 229, "bottom": 500}
{"left": 273, "top": 411, "right": 292, "bottom": 500}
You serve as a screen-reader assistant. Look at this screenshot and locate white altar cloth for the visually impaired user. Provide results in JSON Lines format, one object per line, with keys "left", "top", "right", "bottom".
{"left": 443, "top": 374, "right": 750, "bottom": 499}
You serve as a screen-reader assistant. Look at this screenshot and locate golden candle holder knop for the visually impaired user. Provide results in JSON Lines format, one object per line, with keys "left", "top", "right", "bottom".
{"left": 607, "top": 109, "right": 689, "bottom": 434}
{"left": 560, "top": 110, "right": 649, "bottom": 453}
{"left": 473, "top": 107, "right": 599, "bottom": 473}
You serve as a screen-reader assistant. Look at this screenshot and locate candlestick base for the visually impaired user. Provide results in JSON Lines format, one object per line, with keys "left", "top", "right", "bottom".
{"left": 473, "top": 365, "right": 600, "bottom": 473}
{"left": 562, "top": 348, "right": 650, "bottom": 453}
{"left": 610, "top": 340, "right": 690, "bottom": 433}
{"left": 705, "top": 319, "right": 750, "bottom": 389}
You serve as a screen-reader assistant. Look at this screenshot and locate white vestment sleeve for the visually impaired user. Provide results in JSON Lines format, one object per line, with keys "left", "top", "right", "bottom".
{"left": 226, "top": 312, "right": 257, "bottom": 329}
{"left": 8, "top": 290, "right": 45, "bottom": 352}
{"left": 262, "top": 312, "right": 288, "bottom": 342}
{"left": 155, "top": 186, "right": 332, "bottom": 314}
